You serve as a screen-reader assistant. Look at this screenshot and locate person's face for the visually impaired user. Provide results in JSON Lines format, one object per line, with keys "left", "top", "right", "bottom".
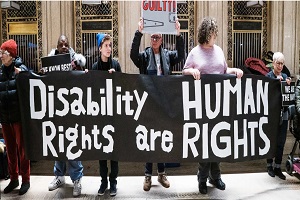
{"left": 273, "top": 59, "right": 284, "bottom": 74}
{"left": 0, "top": 49, "right": 13, "bottom": 66}
{"left": 100, "top": 40, "right": 112, "bottom": 59}
{"left": 150, "top": 34, "right": 162, "bottom": 51}
{"left": 207, "top": 32, "right": 217, "bottom": 47}
{"left": 57, "top": 39, "right": 70, "bottom": 54}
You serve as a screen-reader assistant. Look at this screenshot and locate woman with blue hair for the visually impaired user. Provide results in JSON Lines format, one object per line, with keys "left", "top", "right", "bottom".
{"left": 93, "top": 33, "right": 121, "bottom": 197}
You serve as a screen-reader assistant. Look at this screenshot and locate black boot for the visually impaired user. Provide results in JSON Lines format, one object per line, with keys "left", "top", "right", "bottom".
{"left": 19, "top": 182, "right": 30, "bottom": 195}
{"left": 98, "top": 180, "right": 108, "bottom": 196}
{"left": 267, "top": 166, "right": 275, "bottom": 177}
{"left": 209, "top": 178, "right": 226, "bottom": 190}
{"left": 110, "top": 180, "right": 117, "bottom": 197}
{"left": 4, "top": 180, "right": 19, "bottom": 194}
{"left": 274, "top": 167, "right": 286, "bottom": 180}
{"left": 198, "top": 182, "right": 207, "bottom": 194}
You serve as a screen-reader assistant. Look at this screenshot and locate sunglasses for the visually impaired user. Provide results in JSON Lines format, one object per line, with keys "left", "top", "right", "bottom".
{"left": 275, "top": 61, "right": 284, "bottom": 66}
{"left": 151, "top": 35, "right": 161, "bottom": 40}
{"left": 0, "top": 50, "right": 10, "bottom": 56}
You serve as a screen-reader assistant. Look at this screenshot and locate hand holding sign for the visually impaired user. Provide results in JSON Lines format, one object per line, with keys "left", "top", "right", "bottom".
{"left": 138, "top": 18, "right": 144, "bottom": 33}
{"left": 175, "top": 19, "right": 181, "bottom": 36}
{"left": 286, "top": 77, "right": 292, "bottom": 85}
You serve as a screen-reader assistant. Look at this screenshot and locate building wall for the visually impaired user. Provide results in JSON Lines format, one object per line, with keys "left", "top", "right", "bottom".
{"left": 41, "top": 1, "right": 74, "bottom": 56}
{"left": 1, "top": 1, "right": 299, "bottom": 76}
{"left": 194, "top": 1, "right": 228, "bottom": 66}
{"left": 0, "top": 9, "right": 2, "bottom": 44}
{"left": 269, "top": 1, "right": 300, "bottom": 75}
{"left": 118, "top": 1, "right": 141, "bottom": 74}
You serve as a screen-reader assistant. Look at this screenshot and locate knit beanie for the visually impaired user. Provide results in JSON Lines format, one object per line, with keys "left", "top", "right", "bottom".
{"left": 0, "top": 39, "right": 17, "bottom": 58}
{"left": 96, "top": 33, "right": 106, "bottom": 48}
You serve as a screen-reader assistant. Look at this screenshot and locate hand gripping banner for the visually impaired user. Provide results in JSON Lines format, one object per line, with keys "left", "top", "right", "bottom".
{"left": 17, "top": 71, "right": 281, "bottom": 162}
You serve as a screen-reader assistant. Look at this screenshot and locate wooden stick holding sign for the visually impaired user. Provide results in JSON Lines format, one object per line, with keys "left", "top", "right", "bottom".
{"left": 141, "top": 0, "right": 177, "bottom": 35}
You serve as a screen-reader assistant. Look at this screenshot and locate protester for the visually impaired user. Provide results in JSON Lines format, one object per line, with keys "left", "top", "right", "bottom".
{"left": 182, "top": 17, "right": 243, "bottom": 194}
{"left": 0, "top": 138, "right": 9, "bottom": 180}
{"left": 92, "top": 33, "right": 121, "bottom": 197}
{"left": 0, "top": 39, "right": 30, "bottom": 195}
{"left": 47, "top": 35, "right": 85, "bottom": 197}
{"left": 266, "top": 52, "right": 291, "bottom": 180}
{"left": 130, "top": 17, "right": 185, "bottom": 191}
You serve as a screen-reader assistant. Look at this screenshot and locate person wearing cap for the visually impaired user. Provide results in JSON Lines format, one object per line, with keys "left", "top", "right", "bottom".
{"left": 91, "top": 33, "right": 121, "bottom": 197}
{"left": 130, "top": 18, "right": 184, "bottom": 192}
{"left": 0, "top": 39, "right": 30, "bottom": 195}
{"left": 265, "top": 52, "right": 291, "bottom": 180}
{"left": 47, "top": 35, "right": 85, "bottom": 197}
{"left": 92, "top": 33, "right": 121, "bottom": 73}
{"left": 182, "top": 17, "right": 243, "bottom": 195}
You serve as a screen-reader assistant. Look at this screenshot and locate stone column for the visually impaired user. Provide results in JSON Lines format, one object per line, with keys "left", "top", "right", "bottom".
{"left": 296, "top": 2, "right": 300, "bottom": 75}
{"left": 119, "top": 1, "right": 199, "bottom": 74}
{"left": 269, "top": 1, "right": 299, "bottom": 75}
{"left": 0, "top": 9, "right": 2, "bottom": 44}
{"left": 118, "top": 1, "right": 143, "bottom": 74}
{"left": 41, "top": 1, "right": 74, "bottom": 56}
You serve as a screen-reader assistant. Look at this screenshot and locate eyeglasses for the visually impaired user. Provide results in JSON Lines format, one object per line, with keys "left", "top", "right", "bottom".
{"left": 151, "top": 35, "right": 161, "bottom": 41}
{"left": 275, "top": 61, "right": 284, "bottom": 66}
{"left": 0, "top": 50, "right": 10, "bottom": 56}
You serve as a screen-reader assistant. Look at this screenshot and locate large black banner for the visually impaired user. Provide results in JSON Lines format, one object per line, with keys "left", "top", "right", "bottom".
{"left": 17, "top": 71, "right": 281, "bottom": 162}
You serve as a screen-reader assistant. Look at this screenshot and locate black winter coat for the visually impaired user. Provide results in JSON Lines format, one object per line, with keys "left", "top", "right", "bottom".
{"left": 0, "top": 57, "right": 28, "bottom": 123}
{"left": 293, "top": 79, "right": 300, "bottom": 137}
{"left": 130, "top": 30, "right": 185, "bottom": 75}
{"left": 92, "top": 56, "right": 121, "bottom": 72}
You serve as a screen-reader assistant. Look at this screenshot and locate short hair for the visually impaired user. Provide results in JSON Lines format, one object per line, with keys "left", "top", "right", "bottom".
{"left": 273, "top": 52, "right": 285, "bottom": 63}
{"left": 151, "top": 33, "right": 162, "bottom": 37}
{"left": 197, "top": 17, "right": 218, "bottom": 45}
{"left": 57, "top": 35, "right": 69, "bottom": 46}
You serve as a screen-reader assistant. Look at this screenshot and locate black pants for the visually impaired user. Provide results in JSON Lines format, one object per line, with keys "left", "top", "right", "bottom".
{"left": 145, "top": 163, "right": 165, "bottom": 175}
{"left": 99, "top": 160, "right": 118, "bottom": 184}
{"left": 198, "top": 162, "right": 221, "bottom": 183}
{"left": 267, "top": 119, "right": 288, "bottom": 166}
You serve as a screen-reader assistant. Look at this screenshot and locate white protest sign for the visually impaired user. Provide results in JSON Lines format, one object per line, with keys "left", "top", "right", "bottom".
{"left": 141, "top": 0, "right": 177, "bottom": 35}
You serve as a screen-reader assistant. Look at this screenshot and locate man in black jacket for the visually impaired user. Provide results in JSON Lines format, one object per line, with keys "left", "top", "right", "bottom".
{"left": 130, "top": 18, "right": 184, "bottom": 75}
{"left": 130, "top": 18, "right": 185, "bottom": 191}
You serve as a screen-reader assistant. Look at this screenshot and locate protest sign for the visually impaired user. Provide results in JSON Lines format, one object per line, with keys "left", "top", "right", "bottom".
{"left": 41, "top": 53, "right": 72, "bottom": 73}
{"left": 141, "top": 0, "right": 177, "bottom": 34}
{"left": 17, "top": 72, "right": 281, "bottom": 163}
{"left": 281, "top": 81, "right": 295, "bottom": 106}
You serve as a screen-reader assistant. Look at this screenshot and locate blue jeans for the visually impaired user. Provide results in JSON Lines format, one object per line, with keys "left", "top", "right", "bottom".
{"left": 145, "top": 163, "right": 165, "bottom": 176}
{"left": 54, "top": 161, "right": 83, "bottom": 182}
{"left": 267, "top": 119, "right": 288, "bottom": 167}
